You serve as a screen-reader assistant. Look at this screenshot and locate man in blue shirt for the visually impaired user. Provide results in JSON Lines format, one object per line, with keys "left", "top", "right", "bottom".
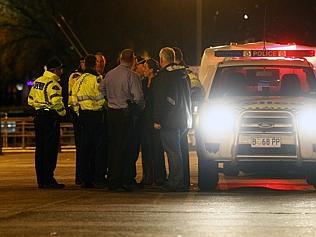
{"left": 100, "top": 49, "right": 144, "bottom": 191}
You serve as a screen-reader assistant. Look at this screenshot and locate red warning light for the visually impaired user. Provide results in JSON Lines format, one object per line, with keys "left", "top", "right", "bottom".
{"left": 215, "top": 50, "right": 315, "bottom": 58}
{"left": 284, "top": 50, "right": 315, "bottom": 57}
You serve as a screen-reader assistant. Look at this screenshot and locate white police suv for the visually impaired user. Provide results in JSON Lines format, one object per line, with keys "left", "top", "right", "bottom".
{"left": 196, "top": 42, "right": 316, "bottom": 190}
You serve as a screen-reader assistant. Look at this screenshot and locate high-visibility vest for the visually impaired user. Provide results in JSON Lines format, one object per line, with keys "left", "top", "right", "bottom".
{"left": 28, "top": 71, "right": 66, "bottom": 116}
{"left": 68, "top": 71, "right": 82, "bottom": 108}
{"left": 71, "top": 73, "right": 105, "bottom": 113}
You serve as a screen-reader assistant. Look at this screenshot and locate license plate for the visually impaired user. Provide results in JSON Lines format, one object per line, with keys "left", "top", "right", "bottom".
{"left": 251, "top": 137, "right": 281, "bottom": 148}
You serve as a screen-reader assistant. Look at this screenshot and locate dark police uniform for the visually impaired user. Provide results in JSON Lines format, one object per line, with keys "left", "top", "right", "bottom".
{"left": 28, "top": 62, "right": 66, "bottom": 189}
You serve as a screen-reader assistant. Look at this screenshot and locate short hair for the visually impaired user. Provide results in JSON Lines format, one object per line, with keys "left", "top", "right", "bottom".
{"left": 159, "top": 47, "right": 175, "bottom": 64}
{"left": 84, "top": 54, "right": 96, "bottom": 69}
{"left": 120, "top": 49, "right": 135, "bottom": 64}
{"left": 173, "top": 47, "right": 184, "bottom": 64}
{"left": 95, "top": 52, "right": 104, "bottom": 56}
{"left": 95, "top": 52, "right": 106, "bottom": 61}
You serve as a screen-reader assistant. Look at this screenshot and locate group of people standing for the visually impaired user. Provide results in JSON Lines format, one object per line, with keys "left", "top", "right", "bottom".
{"left": 28, "top": 46, "right": 203, "bottom": 192}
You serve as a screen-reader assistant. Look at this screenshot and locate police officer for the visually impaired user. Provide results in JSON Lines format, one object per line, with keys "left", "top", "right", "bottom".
{"left": 140, "top": 58, "right": 167, "bottom": 186}
{"left": 100, "top": 49, "right": 144, "bottom": 191}
{"left": 95, "top": 52, "right": 107, "bottom": 77}
{"left": 153, "top": 47, "right": 192, "bottom": 192}
{"left": 173, "top": 47, "right": 203, "bottom": 101}
{"left": 68, "top": 57, "right": 85, "bottom": 185}
{"left": 72, "top": 54, "right": 106, "bottom": 188}
{"left": 94, "top": 52, "right": 109, "bottom": 187}
{"left": 173, "top": 47, "right": 203, "bottom": 190}
{"left": 28, "top": 57, "right": 66, "bottom": 189}
{"left": 129, "top": 56, "right": 146, "bottom": 186}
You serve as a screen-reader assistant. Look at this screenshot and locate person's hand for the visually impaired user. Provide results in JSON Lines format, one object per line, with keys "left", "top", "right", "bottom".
{"left": 154, "top": 123, "right": 161, "bottom": 129}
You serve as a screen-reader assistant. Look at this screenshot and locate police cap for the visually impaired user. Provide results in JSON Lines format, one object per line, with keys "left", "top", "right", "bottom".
{"left": 46, "top": 57, "right": 65, "bottom": 70}
{"left": 136, "top": 56, "right": 146, "bottom": 65}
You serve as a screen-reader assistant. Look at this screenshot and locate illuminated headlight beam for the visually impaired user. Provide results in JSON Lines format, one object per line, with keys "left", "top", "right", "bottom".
{"left": 199, "top": 105, "right": 236, "bottom": 138}
{"left": 297, "top": 109, "right": 316, "bottom": 135}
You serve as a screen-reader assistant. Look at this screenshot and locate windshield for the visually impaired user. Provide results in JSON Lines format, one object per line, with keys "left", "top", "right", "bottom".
{"left": 209, "top": 65, "right": 316, "bottom": 98}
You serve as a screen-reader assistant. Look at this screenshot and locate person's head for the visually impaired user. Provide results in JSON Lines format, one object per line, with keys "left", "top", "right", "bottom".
{"left": 134, "top": 56, "right": 146, "bottom": 76}
{"left": 84, "top": 54, "right": 97, "bottom": 71}
{"left": 173, "top": 47, "right": 185, "bottom": 65}
{"left": 159, "top": 47, "right": 175, "bottom": 68}
{"left": 119, "top": 49, "right": 136, "bottom": 68}
{"left": 78, "top": 57, "right": 85, "bottom": 72}
{"left": 46, "top": 57, "right": 64, "bottom": 77}
{"left": 144, "top": 58, "right": 159, "bottom": 78}
{"left": 95, "top": 52, "right": 106, "bottom": 75}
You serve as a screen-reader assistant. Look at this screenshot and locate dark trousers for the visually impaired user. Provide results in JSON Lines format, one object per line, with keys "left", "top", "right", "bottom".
{"left": 69, "top": 109, "right": 81, "bottom": 184}
{"left": 79, "top": 110, "right": 105, "bottom": 185}
{"left": 34, "top": 111, "right": 60, "bottom": 186}
{"left": 160, "top": 128, "right": 188, "bottom": 189}
{"left": 141, "top": 125, "right": 166, "bottom": 185}
{"left": 180, "top": 128, "right": 190, "bottom": 188}
{"left": 107, "top": 108, "right": 133, "bottom": 189}
{"left": 94, "top": 109, "right": 108, "bottom": 185}
{"left": 130, "top": 114, "right": 142, "bottom": 184}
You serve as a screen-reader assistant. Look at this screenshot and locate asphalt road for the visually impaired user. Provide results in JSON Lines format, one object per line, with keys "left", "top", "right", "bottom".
{"left": 0, "top": 152, "right": 316, "bottom": 237}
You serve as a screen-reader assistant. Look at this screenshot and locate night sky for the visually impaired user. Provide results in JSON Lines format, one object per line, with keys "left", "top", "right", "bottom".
{"left": 1, "top": 0, "right": 316, "bottom": 107}
{"left": 74, "top": 0, "right": 316, "bottom": 65}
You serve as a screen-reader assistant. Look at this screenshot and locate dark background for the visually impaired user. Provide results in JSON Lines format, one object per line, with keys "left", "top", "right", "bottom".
{"left": 1, "top": 0, "right": 316, "bottom": 108}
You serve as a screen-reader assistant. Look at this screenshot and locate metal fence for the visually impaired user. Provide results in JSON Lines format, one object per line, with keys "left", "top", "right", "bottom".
{"left": 0, "top": 116, "right": 196, "bottom": 153}
{"left": 0, "top": 115, "right": 75, "bottom": 152}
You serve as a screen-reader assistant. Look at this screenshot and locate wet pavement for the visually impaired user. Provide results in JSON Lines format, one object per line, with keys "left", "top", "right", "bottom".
{"left": 0, "top": 152, "right": 315, "bottom": 237}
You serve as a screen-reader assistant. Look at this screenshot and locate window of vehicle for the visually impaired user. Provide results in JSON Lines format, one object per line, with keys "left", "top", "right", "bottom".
{"left": 210, "top": 66, "right": 316, "bottom": 98}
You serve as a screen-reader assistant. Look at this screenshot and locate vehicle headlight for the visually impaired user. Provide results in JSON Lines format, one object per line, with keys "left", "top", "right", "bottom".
{"left": 198, "top": 105, "right": 236, "bottom": 138}
{"left": 297, "top": 109, "right": 316, "bottom": 135}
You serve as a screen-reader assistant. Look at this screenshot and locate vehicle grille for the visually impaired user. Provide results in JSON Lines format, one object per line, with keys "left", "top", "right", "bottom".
{"left": 239, "top": 111, "right": 294, "bottom": 134}
{"left": 236, "top": 111, "right": 297, "bottom": 158}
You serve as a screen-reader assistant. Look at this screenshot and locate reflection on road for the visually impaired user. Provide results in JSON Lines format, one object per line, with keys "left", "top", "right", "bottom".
{"left": 218, "top": 176, "right": 314, "bottom": 191}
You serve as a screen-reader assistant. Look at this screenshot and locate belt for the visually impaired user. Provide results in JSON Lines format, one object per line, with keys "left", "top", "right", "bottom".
{"left": 79, "top": 109, "right": 103, "bottom": 114}
{"left": 36, "top": 108, "right": 57, "bottom": 115}
{"left": 108, "top": 107, "right": 128, "bottom": 111}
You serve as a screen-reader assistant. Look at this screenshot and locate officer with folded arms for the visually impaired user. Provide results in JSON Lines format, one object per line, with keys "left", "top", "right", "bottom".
{"left": 28, "top": 57, "right": 66, "bottom": 189}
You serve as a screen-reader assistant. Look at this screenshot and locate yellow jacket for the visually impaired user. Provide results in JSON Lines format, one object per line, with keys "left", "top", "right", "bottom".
{"left": 71, "top": 72, "right": 105, "bottom": 113}
{"left": 68, "top": 71, "right": 82, "bottom": 107}
{"left": 28, "top": 71, "right": 66, "bottom": 116}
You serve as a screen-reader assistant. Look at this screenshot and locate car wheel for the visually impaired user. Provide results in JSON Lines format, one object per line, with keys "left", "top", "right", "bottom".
{"left": 195, "top": 129, "right": 219, "bottom": 191}
{"left": 223, "top": 164, "right": 239, "bottom": 177}
{"left": 306, "top": 174, "right": 316, "bottom": 188}
{"left": 305, "top": 163, "right": 316, "bottom": 188}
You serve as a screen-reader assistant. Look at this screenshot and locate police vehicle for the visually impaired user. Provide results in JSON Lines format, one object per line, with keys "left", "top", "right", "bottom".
{"left": 196, "top": 42, "right": 316, "bottom": 190}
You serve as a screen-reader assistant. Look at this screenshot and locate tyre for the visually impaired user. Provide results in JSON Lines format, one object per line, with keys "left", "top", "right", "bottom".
{"left": 223, "top": 164, "right": 239, "bottom": 177}
{"left": 195, "top": 129, "right": 219, "bottom": 191}
{"left": 305, "top": 164, "right": 316, "bottom": 189}
{"left": 306, "top": 174, "right": 316, "bottom": 188}
{"left": 198, "top": 156, "right": 219, "bottom": 191}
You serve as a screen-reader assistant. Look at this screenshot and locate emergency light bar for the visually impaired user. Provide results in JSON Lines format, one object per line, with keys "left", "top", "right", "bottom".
{"left": 214, "top": 50, "right": 315, "bottom": 58}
